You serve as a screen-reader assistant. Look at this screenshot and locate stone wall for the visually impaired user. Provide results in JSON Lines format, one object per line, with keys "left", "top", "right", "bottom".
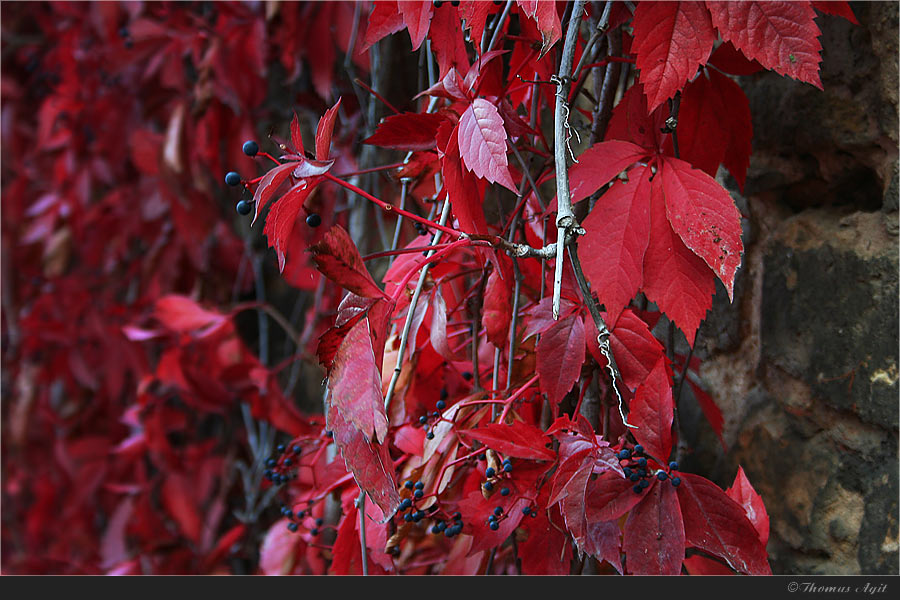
{"left": 680, "top": 2, "right": 899, "bottom": 575}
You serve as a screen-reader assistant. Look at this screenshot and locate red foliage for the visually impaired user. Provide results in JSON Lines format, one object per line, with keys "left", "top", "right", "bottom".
{"left": 1, "top": 0, "right": 852, "bottom": 575}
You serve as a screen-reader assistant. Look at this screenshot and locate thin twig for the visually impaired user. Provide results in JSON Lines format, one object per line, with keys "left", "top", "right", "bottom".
{"left": 485, "top": 1, "right": 514, "bottom": 55}
{"left": 384, "top": 199, "right": 452, "bottom": 413}
{"left": 568, "top": 243, "right": 636, "bottom": 429}
{"left": 551, "top": 0, "right": 586, "bottom": 320}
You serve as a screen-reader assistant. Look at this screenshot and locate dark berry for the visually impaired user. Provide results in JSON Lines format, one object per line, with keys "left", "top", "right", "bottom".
{"left": 310, "top": 528, "right": 319, "bottom": 536}
{"left": 494, "top": 1, "right": 504, "bottom": 5}
{"left": 485, "top": 467, "right": 496, "bottom": 478}
{"left": 413, "top": 511, "right": 425, "bottom": 522}
{"left": 617, "top": 449, "right": 632, "bottom": 460}
{"left": 433, "top": 0, "right": 443, "bottom": 7}
{"left": 306, "top": 213, "right": 322, "bottom": 228}
{"left": 225, "top": 171, "right": 241, "bottom": 186}
{"left": 500, "top": 487, "right": 510, "bottom": 496}
{"left": 296, "top": 511, "right": 306, "bottom": 518}
{"left": 637, "top": 457, "right": 647, "bottom": 467}
{"left": 419, "top": 416, "right": 428, "bottom": 425}
{"left": 325, "top": 430, "right": 333, "bottom": 438}
{"left": 404, "top": 513, "right": 414, "bottom": 522}
{"left": 629, "top": 473, "right": 640, "bottom": 482}
{"left": 242, "top": 140, "right": 259, "bottom": 156}
{"left": 503, "top": 463, "right": 513, "bottom": 473}
{"left": 462, "top": 371, "right": 472, "bottom": 380}
{"left": 671, "top": 477, "right": 681, "bottom": 487}
{"left": 118, "top": 27, "right": 130, "bottom": 38}
{"left": 522, "top": 507, "right": 531, "bottom": 515}
{"left": 633, "top": 444, "right": 644, "bottom": 455}
{"left": 414, "top": 489, "right": 424, "bottom": 499}
{"left": 414, "top": 481, "right": 424, "bottom": 490}
{"left": 276, "top": 444, "right": 286, "bottom": 453}
{"left": 451, "top": 1, "right": 460, "bottom": 7}
{"left": 266, "top": 458, "right": 277, "bottom": 468}
{"left": 315, "top": 518, "right": 324, "bottom": 526}
{"left": 489, "top": 521, "right": 500, "bottom": 531}
{"left": 400, "top": 498, "right": 412, "bottom": 510}
{"left": 426, "top": 431, "right": 434, "bottom": 440}
{"left": 292, "top": 445, "right": 302, "bottom": 455}
{"left": 287, "top": 522, "right": 299, "bottom": 533}
{"left": 453, "top": 512, "right": 462, "bottom": 521}
{"left": 493, "top": 506, "right": 503, "bottom": 516}
{"left": 623, "top": 467, "right": 633, "bottom": 478}
{"left": 437, "top": 521, "right": 448, "bottom": 532}
{"left": 283, "top": 458, "right": 292, "bottom": 467}
{"left": 483, "top": 481, "right": 494, "bottom": 491}
{"left": 436, "top": 399, "right": 446, "bottom": 410}
{"left": 638, "top": 469, "right": 648, "bottom": 478}
{"left": 404, "top": 480, "right": 415, "bottom": 489}
{"left": 431, "top": 524, "right": 441, "bottom": 534}
{"left": 639, "top": 479, "right": 649, "bottom": 489}
{"left": 263, "top": 470, "right": 274, "bottom": 481}
{"left": 657, "top": 471, "right": 668, "bottom": 481}
{"left": 633, "top": 485, "right": 643, "bottom": 494}
{"left": 440, "top": 388, "right": 448, "bottom": 400}
{"left": 669, "top": 461, "right": 679, "bottom": 471}
{"left": 530, "top": 511, "right": 537, "bottom": 518}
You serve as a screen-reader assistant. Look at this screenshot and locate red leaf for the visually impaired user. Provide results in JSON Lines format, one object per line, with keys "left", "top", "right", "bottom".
{"left": 360, "top": 1, "right": 405, "bottom": 53}
{"left": 398, "top": 0, "right": 434, "bottom": 51}
{"left": 519, "top": 499, "right": 569, "bottom": 574}
{"left": 683, "top": 553, "right": 735, "bottom": 575}
{"left": 712, "top": 69, "right": 753, "bottom": 192}
{"left": 641, "top": 173, "right": 714, "bottom": 347}
{"left": 632, "top": 1, "right": 716, "bottom": 111}
{"left": 363, "top": 112, "right": 447, "bottom": 151}
{"left": 567, "top": 140, "right": 650, "bottom": 206}
{"left": 315, "top": 97, "right": 342, "bottom": 161}
{"left": 580, "top": 165, "right": 652, "bottom": 324}
{"left": 461, "top": 421, "right": 554, "bottom": 461}
{"left": 585, "top": 470, "right": 645, "bottom": 523}
{"left": 482, "top": 254, "right": 513, "bottom": 348}
{"left": 155, "top": 295, "right": 227, "bottom": 333}
{"left": 328, "top": 317, "right": 389, "bottom": 443}
{"left": 726, "top": 467, "right": 770, "bottom": 546}
{"left": 458, "top": 1, "right": 497, "bottom": 55}
{"left": 250, "top": 161, "right": 297, "bottom": 225}
{"left": 605, "top": 82, "right": 668, "bottom": 151}
{"left": 623, "top": 480, "right": 685, "bottom": 574}
{"left": 659, "top": 155, "right": 744, "bottom": 300}
{"left": 457, "top": 98, "right": 517, "bottom": 192}
{"left": 429, "top": 3, "right": 470, "bottom": 77}
{"left": 811, "top": 0, "right": 858, "bottom": 24}
{"left": 688, "top": 378, "right": 726, "bottom": 450}
{"left": 707, "top": 1, "right": 823, "bottom": 89}
{"left": 629, "top": 357, "right": 674, "bottom": 462}
{"left": 606, "top": 308, "right": 666, "bottom": 392}
{"left": 664, "top": 71, "right": 730, "bottom": 179}
{"left": 708, "top": 40, "right": 764, "bottom": 76}
{"left": 536, "top": 313, "right": 585, "bottom": 405}
{"left": 263, "top": 180, "right": 316, "bottom": 272}
{"left": 259, "top": 519, "right": 302, "bottom": 575}
{"left": 326, "top": 403, "right": 401, "bottom": 520}
{"left": 516, "top": 0, "right": 562, "bottom": 57}
{"left": 161, "top": 473, "right": 202, "bottom": 544}
{"left": 429, "top": 287, "right": 466, "bottom": 362}
{"left": 677, "top": 472, "right": 772, "bottom": 574}
{"left": 309, "top": 225, "right": 385, "bottom": 299}
{"left": 290, "top": 112, "right": 305, "bottom": 155}
{"left": 437, "top": 121, "right": 489, "bottom": 236}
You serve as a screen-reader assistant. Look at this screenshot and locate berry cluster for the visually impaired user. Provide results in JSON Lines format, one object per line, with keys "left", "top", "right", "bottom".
{"left": 263, "top": 442, "right": 302, "bottom": 486}
{"left": 483, "top": 457, "right": 513, "bottom": 496}
{"left": 419, "top": 389, "right": 448, "bottom": 440}
{"left": 283, "top": 504, "right": 324, "bottom": 537}
{"left": 616, "top": 445, "right": 682, "bottom": 493}
{"left": 224, "top": 139, "right": 322, "bottom": 226}
{"left": 431, "top": 512, "right": 463, "bottom": 538}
